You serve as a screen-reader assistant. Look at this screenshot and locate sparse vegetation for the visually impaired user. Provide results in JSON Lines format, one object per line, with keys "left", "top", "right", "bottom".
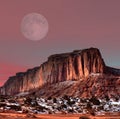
{"left": 79, "top": 116, "right": 90, "bottom": 119}
{"left": 90, "top": 96, "right": 100, "bottom": 105}
{"left": 26, "top": 113, "right": 37, "bottom": 118}
{"left": 0, "top": 95, "right": 119, "bottom": 115}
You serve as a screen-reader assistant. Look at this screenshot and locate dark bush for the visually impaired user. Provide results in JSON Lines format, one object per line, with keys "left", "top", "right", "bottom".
{"left": 24, "top": 97, "right": 32, "bottom": 105}
{"left": 61, "top": 104, "right": 67, "bottom": 109}
{"left": 67, "top": 100, "right": 75, "bottom": 106}
{"left": 81, "top": 98, "right": 87, "bottom": 103}
{"left": 31, "top": 101, "right": 38, "bottom": 107}
{"left": 0, "top": 103, "right": 6, "bottom": 107}
{"left": 0, "top": 99, "right": 5, "bottom": 102}
{"left": 36, "top": 105, "right": 47, "bottom": 112}
{"left": 22, "top": 109, "right": 29, "bottom": 113}
{"left": 79, "top": 116, "right": 90, "bottom": 119}
{"left": 26, "top": 113, "right": 37, "bottom": 118}
{"left": 47, "top": 96, "right": 52, "bottom": 100}
{"left": 9, "top": 105, "right": 21, "bottom": 111}
{"left": 63, "top": 95, "right": 70, "bottom": 100}
{"left": 105, "top": 95, "right": 110, "bottom": 101}
{"left": 68, "top": 109, "right": 74, "bottom": 113}
{"left": 90, "top": 96, "right": 100, "bottom": 105}
{"left": 8, "top": 99, "right": 16, "bottom": 103}
{"left": 86, "top": 102, "right": 92, "bottom": 109}
{"left": 89, "top": 109, "right": 95, "bottom": 116}
{"left": 53, "top": 98, "right": 57, "bottom": 103}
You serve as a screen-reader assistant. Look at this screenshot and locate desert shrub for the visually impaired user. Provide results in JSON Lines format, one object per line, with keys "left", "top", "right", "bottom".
{"left": 105, "top": 95, "right": 110, "bottom": 101}
{"left": 90, "top": 96, "right": 100, "bottom": 105}
{"left": 115, "top": 96, "right": 119, "bottom": 101}
{"left": 89, "top": 109, "right": 95, "bottom": 116}
{"left": 24, "top": 97, "right": 32, "bottom": 105}
{"left": 53, "top": 97, "right": 57, "bottom": 103}
{"left": 26, "top": 113, "right": 37, "bottom": 118}
{"left": 0, "top": 99, "right": 5, "bottom": 102}
{"left": 68, "top": 109, "right": 74, "bottom": 113}
{"left": 86, "top": 102, "right": 95, "bottom": 116}
{"left": 36, "top": 105, "right": 46, "bottom": 112}
{"left": 63, "top": 95, "right": 70, "bottom": 100}
{"left": 31, "top": 92, "right": 36, "bottom": 95}
{"left": 61, "top": 104, "right": 67, "bottom": 109}
{"left": 79, "top": 115, "right": 90, "bottom": 119}
{"left": 67, "top": 100, "right": 75, "bottom": 106}
{"left": 61, "top": 110, "right": 67, "bottom": 114}
{"left": 9, "top": 105, "right": 21, "bottom": 111}
{"left": 47, "top": 96, "right": 52, "bottom": 100}
{"left": 98, "top": 105, "right": 104, "bottom": 111}
{"left": 0, "top": 103, "right": 6, "bottom": 107}
{"left": 86, "top": 102, "right": 92, "bottom": 109}
{"left": 81, "top": 98, "right": 87, "bottom": 103}
{"left": 57, "top": 106, "right": 62, "bottom": 111}
{"left": 48, "top": 110, "right": 53, "bottom": 114}
{"left": 31, "top": 100, "right": 38, "bottom": 107}
{"left": 22, "top": 109, "right": 29, "bottom": 113}
{"left": 8, "top": 99, "right": 16, "bottom": 103}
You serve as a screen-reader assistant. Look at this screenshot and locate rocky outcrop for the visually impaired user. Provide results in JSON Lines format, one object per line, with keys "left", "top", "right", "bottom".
{"left": 0, "top": 67, "right": 43, "bottom": 95}
{"left": 45, "top": 48, "right": 105, "bottom": 82}
{"left": 36, "top": 75, "right": 120, "bottom": 98}
{"left": 0, "top": 47, "right": 119, "bottom": 96}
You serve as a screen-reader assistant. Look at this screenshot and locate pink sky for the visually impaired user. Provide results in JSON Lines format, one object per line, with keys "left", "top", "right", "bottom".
{"left": 0, "top": 0, "right": 120, "bottom": 86}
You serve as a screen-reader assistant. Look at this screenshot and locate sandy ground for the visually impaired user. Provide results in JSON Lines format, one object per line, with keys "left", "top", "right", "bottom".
{"left": 0, "top": 113, "right": 120, "bottom": 119}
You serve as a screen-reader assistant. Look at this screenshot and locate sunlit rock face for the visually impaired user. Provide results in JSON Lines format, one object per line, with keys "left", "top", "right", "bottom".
{"left": 43, "top": 47, "right": 105, "bottom": 83}
{"left": 0, "top": 47, "right": 119, "bottom": 95}
{"left": 0, "top": 67, "right": 43, "bottom": 95}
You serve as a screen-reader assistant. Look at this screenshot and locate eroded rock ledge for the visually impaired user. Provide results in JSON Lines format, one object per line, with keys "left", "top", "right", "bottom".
{"left": 0, "top": 47, "right": 119, "bottom": 95}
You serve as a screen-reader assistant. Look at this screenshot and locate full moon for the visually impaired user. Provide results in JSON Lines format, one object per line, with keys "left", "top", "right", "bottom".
{"left": 21, "top": 13, "right": 49, "bottom": 41}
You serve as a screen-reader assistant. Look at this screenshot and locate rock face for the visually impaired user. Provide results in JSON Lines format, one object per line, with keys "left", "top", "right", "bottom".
{"left": 0, "top": 48, "right": 119, "bottom": 96}
{"left": 46, "top": 48, "right": 105, "bottom": 82}
{"left": 37, "top": 75, "right": 120, "bottom": 98}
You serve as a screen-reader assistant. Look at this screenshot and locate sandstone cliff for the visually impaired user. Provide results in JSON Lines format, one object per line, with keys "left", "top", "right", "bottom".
{"left": 0, "top": 47, "right": 119, "bottom": 96}
{"left": 36, "top": 75, "right": 120, "bottom": 98}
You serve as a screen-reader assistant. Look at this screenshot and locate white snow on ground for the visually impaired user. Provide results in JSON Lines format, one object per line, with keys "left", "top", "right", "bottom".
{"left": 16, "top": 92, "right": 29, "bottom": 97}
{"left": 0, "top": 95, "right": 120, "bottom": 115}
{"left": 89, "top": 73, "right": 102, "bottom": 77}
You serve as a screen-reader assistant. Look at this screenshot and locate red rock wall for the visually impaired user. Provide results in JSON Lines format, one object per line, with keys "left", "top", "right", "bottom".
{"left": 0, "top": 48, "right": 106, "bottom": 95}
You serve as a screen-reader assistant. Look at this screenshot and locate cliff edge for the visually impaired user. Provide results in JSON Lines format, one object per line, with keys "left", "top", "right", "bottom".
{"left": 0, "top": 47, "right": 120, "bottom": 96}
